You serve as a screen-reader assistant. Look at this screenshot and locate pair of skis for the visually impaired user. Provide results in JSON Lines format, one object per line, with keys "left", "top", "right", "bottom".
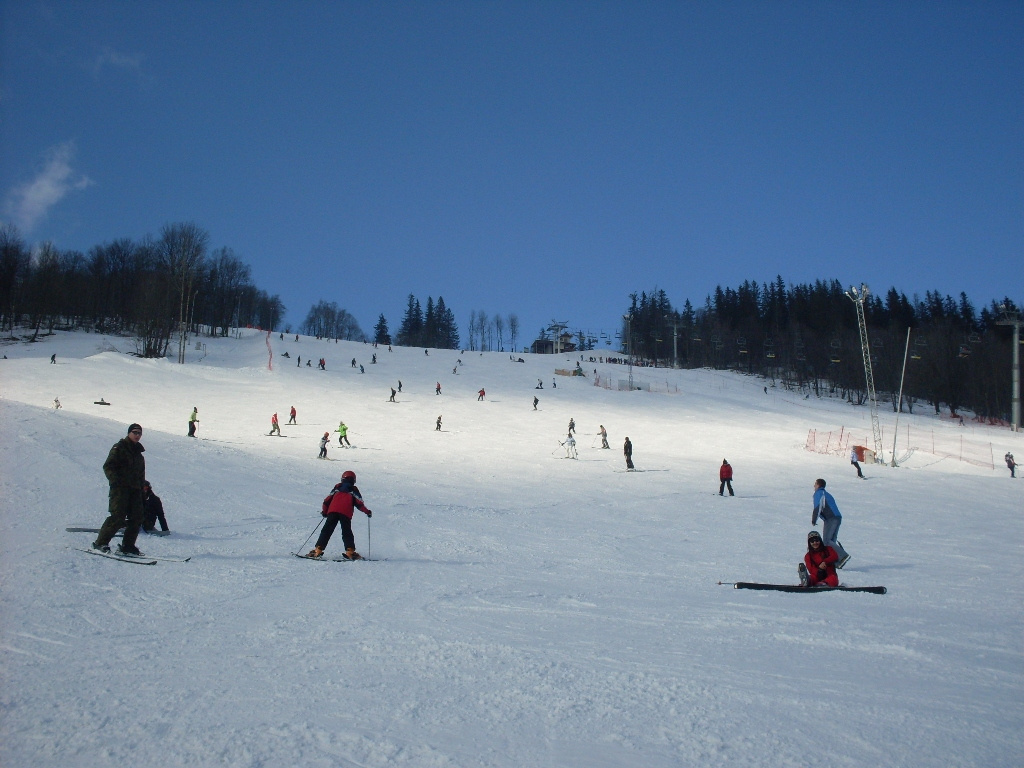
{"left": 720, "top": 581, "right": 887, "bottom": 594}
{"left": 66, "top": 527, "right": 189, "bottom": 565}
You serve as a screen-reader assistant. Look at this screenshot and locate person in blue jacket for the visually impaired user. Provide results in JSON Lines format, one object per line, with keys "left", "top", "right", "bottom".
{"left": 812, "top": 478, "right": 850, "bottom": 569}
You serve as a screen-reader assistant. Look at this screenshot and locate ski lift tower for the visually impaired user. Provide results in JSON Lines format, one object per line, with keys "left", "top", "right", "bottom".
{"left": 996, "top": 304, "right": 1022, "bottom": 431}
{"left": 547, "top": 320, "right": 568, "bottom": 356}
{"left": 845, "top": 284, "right": 884, "bottom": 463}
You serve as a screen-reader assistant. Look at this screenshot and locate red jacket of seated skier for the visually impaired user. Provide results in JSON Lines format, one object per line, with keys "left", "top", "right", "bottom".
{"left": 804, "top": 530, "right": 839, "bottom": 587}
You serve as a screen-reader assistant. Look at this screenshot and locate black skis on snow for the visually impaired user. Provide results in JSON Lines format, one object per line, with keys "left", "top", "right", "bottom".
{"left": 66, "top": 527, "right": 170, "bottom": 536}
{"left": 292, "top": 553, "right": 382, "bottom": 562}
{"left": 72, "top": 547, "right": 157, "bottom": 565}
{"left": 731, "top": 582, "right": 886, "bottom": 594}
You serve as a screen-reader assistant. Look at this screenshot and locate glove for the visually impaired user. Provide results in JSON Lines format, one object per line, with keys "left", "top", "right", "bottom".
{"left": 365, "top": 510, "right": 372, "bottom": 518}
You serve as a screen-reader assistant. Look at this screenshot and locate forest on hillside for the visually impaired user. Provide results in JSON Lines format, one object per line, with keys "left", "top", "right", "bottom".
{"left": 614, "top": 279, "right": 1020, "bottom": 423}
{"left": 0, "top": 222, "right": 284, "bottom": 357}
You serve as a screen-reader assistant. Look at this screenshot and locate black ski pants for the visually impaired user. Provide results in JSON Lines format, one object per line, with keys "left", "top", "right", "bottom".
{"left": 315, "top": 513, "right": 355, "bottom": 553}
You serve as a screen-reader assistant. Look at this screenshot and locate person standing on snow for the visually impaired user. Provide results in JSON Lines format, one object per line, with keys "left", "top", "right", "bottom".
{"left": 436, "top": 382, "right": 442, "bottom": 395}
{"left": 812, "top": 478, "right": 850, "bottom": 568}
{"left": 141, "top": 480, "right": 169, "bottom": 534}
{"left": 436, "top": 415, "right": 442, "bottom": 431}
{"left": 568, "top": 418, "right": 576, "bottom": 436}
{"left": 188, "top": 407, "right": 199, "bottom": 437}
{"left": 1006, "top": 452, "right": 1017, "bottom": 478}
{"left": 389, "top": 388, "right": 397, "bottom": 402}
{"left": 850, "top": 446, "right": 865, "bottom": 478}
{"left": 533, "top": 396, "right": 539, "bottom": 410}
{"left": 623, "top": 437, "right": 634, "bottom": 470}
{"left": 719, "top": 459, "right": 734, "bottom": 496}
{"left": 798, "top": 529, "right": 839, "bottom": 587}
{"left": 93, "top": 423, "right": 146, "bottom": 556}
{"left": 477, "top": 388, "right": 486, "bottom": 401}
{"left": 307, "top": 470, "right": 373, "bottom": 559}
{"left": 336, "top": 421, "right": 351, "bottom": 447}
{"left": 289, "top": 406, "right": 297, "bottom": 425}
{"left": 598, "top": 425, "right": 609, "bottom": 449}
{"left": 319, "top": 432, "right": 330, "bottom": 459}
{"left": 269, "top": 413, "right": 281, "bottom": 436}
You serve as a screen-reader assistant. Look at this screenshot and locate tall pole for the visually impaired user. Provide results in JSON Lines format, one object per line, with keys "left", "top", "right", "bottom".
{"left": 622, "top": 314, "right": 634, "bottom": 390}
{"left": 996, "top": 306, "right": 1022, "bottom": 431}
{"left": 845, "top": 284, "right": 884, "bottom": 463}
{"left": 891, "top": 327, "right": 912, "bottom": 466}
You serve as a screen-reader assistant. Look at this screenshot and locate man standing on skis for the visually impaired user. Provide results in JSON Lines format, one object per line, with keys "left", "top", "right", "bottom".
{"left": 93, "top": 423, "right": 146, "bottom": 556}
{"left": 812, "top": 478, "right": 850, "bottom": 568}
{"left": 307, "top": 470, "right": 372, "bottom": 560}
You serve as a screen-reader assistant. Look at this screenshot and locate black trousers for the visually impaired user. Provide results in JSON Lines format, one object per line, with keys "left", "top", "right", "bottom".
{"left": 315, "top": 513, "right": 355, "bottom": 552}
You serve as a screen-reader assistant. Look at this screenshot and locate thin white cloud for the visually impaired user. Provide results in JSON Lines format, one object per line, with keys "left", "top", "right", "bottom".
{"left": 4, "top": 142, "right": 93, "bottom": 232}
{"left": 92, "top": 46, "right": 144, "bottom": 77}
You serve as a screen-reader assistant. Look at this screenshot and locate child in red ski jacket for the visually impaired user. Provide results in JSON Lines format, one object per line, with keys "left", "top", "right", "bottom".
{"left": 307, "top": 470, "right": 372, "bottom": 560}
{"left": 800, "top": 529, "right": 839, "bottom": 587}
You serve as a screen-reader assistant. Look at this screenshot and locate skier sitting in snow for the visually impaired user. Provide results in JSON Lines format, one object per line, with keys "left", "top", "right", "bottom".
{"left": 307, "top": 470, "right": 372, "bottom": 560}
{"left": 141, "top": 480, "right": 169, "bottom": 534}
{"left": 798, "top": 530, "right": 839, "bottom": 587}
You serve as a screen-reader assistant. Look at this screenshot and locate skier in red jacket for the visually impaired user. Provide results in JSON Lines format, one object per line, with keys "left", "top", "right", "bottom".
{"left": 798, "top": 530, "right": 839, "bottom": 587}
{"left": 719, "top": 459, "right": 734, "bottom": 496}
{"left": 307, "top": 470, "right": 372, "bottom": 560}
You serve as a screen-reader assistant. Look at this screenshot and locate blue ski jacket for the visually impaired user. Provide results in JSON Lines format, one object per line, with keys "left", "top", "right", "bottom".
{"left": 812, "top": 487, "right": 841, "bottom": 525}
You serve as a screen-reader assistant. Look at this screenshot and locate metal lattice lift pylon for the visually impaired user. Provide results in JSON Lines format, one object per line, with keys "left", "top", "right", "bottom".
{"left": 846, "top": 284, "right": 884, "bottom": 463}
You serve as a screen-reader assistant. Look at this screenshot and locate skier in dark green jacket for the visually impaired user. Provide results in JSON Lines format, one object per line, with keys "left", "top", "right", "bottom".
{"left": 93, "top": 423, "right": 147, "bottom": 555}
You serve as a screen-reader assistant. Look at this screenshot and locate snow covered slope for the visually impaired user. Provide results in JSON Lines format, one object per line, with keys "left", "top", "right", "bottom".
{"left": 2, "top": 329, "right": 1021, "bottom": 767}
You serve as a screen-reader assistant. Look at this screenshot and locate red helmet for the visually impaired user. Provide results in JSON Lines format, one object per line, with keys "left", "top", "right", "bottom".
{"left": 341, "top": 471, "right": 356, "bottom": 483}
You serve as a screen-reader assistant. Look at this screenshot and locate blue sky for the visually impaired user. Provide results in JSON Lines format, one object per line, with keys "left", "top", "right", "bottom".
{"left": 2, "top": 1, "right": 1021, "bottom": 344}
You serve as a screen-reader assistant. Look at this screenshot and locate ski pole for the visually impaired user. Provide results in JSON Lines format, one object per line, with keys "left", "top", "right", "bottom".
{"left": 298, "top": 516, "right": 325, "bottom": 552}
{"left": 367, "top": 514, "right": 371, "bottom": 560}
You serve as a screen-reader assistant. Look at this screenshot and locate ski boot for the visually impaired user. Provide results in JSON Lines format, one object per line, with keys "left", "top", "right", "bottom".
{"left": 306, "top": 546, "right": 324, "bottom": 559}
{"left": 92, "top": 541, "right": 111, "bottom": 554}
{"left": 343, "top": 548, "right": 363, "bottom": 561}
{"left": 797, "top": 563, "right": 809, "bottom": 588}
{"left": 117, "top": 544, "right": 144, "bottom": 557}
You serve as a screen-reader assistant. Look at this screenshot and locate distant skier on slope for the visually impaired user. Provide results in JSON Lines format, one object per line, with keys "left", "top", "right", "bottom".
{"left": 719, "top": 459, "right": 734, "bottom": 496}
{"left": 319, "top": 432, "right": 329, "bottom": 459}
{"left": 289, "top": 406, "right": 297, "bottom": 425}
{"left": 188, "top": 407, "right": 199, "bottom": 437}
{"left": 269, "top": 413, "right": 281, "bottom": 436}
{"left": 336, "top": 421, "right": 350, "bottom": 447}
{"left": 598, "top": 425, "right": 609, "bottom": 449}
{"left": 624, "top": 437, "right": 634, "bottom": 470}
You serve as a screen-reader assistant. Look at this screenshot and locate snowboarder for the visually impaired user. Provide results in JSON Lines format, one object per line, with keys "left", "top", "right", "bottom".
{"left": 54, "top": 397, "right": 61, "bottom": 410}
{"left": 436, "top": 382, "right": 442, "bottom": 395}
{"left": 536, "top": 379, "right": 543, "bottom": 389}
{"left": 351, "top": 358, "right": 357, "bottom": 368}
{"left": 336, "top": 421, "right": 350, "bottom": 447}
{"left": 359, "top": 364, "right": 364, "bottom": 374}
{"left": 50, "top": 354, "right": 56, "bottom": 364}
{"left": 397, "top": 380, "right": 402, "bottom": 393}
{"left": 188, "top": 406, "right": 199, "bottom": 437}
{"left": 1006, "top": 452, "right": 1017, "bottom": 478}
{"left": 319, "top": 432, "right": 329, "bottom": 459}
{"left": 798, "top": 530, "right": 839, "bottom": 587}
{"left": 477, "top": 388, "right": 486, "bottom": 401}
{"left": 850, "top": 445, "right": 865, "bottom": 478}
{"left": 436, "top": 415, "right": 442, "bottom": 431}
{"left": 297, "top": 356, "right": 302, "bottom": 367}
{"left": 269, "top": 413, "right": 281, "bottom": 436}
{"left": 389, "top": 388, "right": 396, "bottom": 402}
{"left": 719, "top": 459, "right": 734, "bottom": 496}
{"left": 141, "top": 480, "right": 169, "bottom": 534}
{"left": 598, "top": 425, "right": 609, "bottom": 449}
{"left": 92, "top": 423, "right": 146, "bottom": 556}
{"left": 568, "top": 418, "right": 576, "bottom": 435}
{"left": 307, "top": 471, "right": 373, "bottom": 560}
{"left": 289, "top": 406, "right": 297, "bottom": 424}
{"left": 624, "top": 437, "right": 634, "bottom": 470}
{"left": 812, "top": 478, "right": 850, "bottom": 568}
{"left": 533, "top": 396, "right": 539, "bottom": 410}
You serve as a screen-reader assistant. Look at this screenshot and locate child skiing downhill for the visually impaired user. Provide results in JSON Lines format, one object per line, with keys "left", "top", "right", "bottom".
{"left": 318, "top": 432, "right": 329, "bottom": 459}
{"left": 308, "top": 470, "right": 372, "bottom": 560}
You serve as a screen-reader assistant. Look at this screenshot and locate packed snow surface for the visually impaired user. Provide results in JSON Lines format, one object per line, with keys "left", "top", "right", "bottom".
{"left": 2, "top": 330, "right": 1021, "bottom": 768}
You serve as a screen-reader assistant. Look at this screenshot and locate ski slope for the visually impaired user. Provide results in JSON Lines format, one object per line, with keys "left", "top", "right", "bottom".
{"left": 2, "top": 329, "right": 1021, "bottom": 768}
